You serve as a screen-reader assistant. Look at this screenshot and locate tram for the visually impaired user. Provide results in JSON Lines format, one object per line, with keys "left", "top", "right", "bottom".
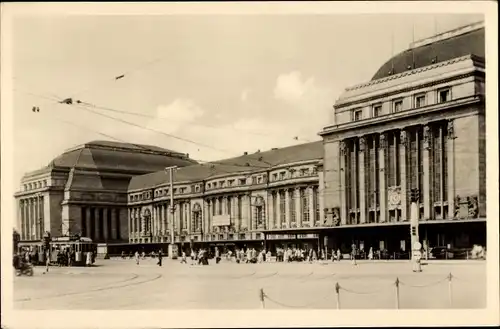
{"left": 17, "top": 235, "right": 97, "bottom": 267}
{"left": 49, "top": 236, "right": 97, "bottom": 266}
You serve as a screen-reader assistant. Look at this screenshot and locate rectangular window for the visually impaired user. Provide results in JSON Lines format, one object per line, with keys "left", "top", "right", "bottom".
{"left": 414, "top": 94, "right": 426, "bottom": 108}
{"left": 273, "top": 173, "right": 278, "bottom": 181}
{"left": 314, "top": 188, "right": 320, "bottom": 223}
{"left": 301, "top": 189, "right": 309, "bottom": 223}
{"left": 290, "top": 191, "right": 296, "bottom": 223}
{"left": 372, "top": 104, "right": 382, "bottom": 117}
{"left": 279, "top": 172, "right": 286, "bottom": 180}
{"left": 272, "top": 193, "right": 277, "bottom": 227}
{"left": 237, "top": 196, "right": 242, "bottom": 222}
{"left": 438, "top": 88, "right": 450, "bottom": 103}
{"left": 239, "top": 178, "right": 246, "bottom": 185}
{"left": 353, "top": 109, "right": 363, "bottom": 121}
{"left": 393, "top": 99, "right": 403, "bottom": 113}
{"left": 279, "top": 191, "right": 286, "bottom": 224}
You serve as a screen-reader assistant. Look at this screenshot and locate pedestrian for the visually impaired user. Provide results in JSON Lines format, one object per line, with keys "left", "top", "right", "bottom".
{"left": 157, "top": 249, "right": 163, "bottom": 267}
{"left": 351, "top": 243, "right": 357, "bottom": 266}
{"left": 135, "top": 251, "right": 140, "bottom": 265}
{"left": 336, "top": 249, "right": 341, "bottom": 262}
{"left": 180, "top": 251, "right": 187, "bottom": 264}
{"left": 44, "top": 249, "right": 50, "bottom": 273}
{"left": 86, "top": 251, "right": 92, "bottom": 267}
{"left": 368, "top": 247, "right": 373, "bottom": 261}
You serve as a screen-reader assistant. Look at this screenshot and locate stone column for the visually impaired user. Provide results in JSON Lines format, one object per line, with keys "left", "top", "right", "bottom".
{"left": 379, "top": 133, "right": 387, "bottom": 223}
{"left": 295, "top": 188, "right": 302, "bottom": 227}
{"left": 86, "top": 208, "right": 92, "bottom": 239}
{"left": 94, "top": 208, "right": 101, "bottom": 241}
{"left": 24, "top": 199, "right": 29, "bottom": 240}
{"left": 309, "top": 186, "right": 315, "bottom": 225}
{"left": 187, "top": 202, "right": 191, "bottom": 233}
{"left": 130, "top": 209, "right": 135, "bottom": 239}
{"left": 103, "top": 208, "right": 109, "bottom": 241}
{"left": 399, "top": 130, "right": 408, "bottom": 221}
{"left": 447, "top": 120, "right": 456, "bottom": 219}
{"left": 359, "top": 137, "right": 367, "bottom": 224}
{"left": 423, "top": 125, "right": 432, "bottom": 220}
{"left": 175, "top": 202, "right": 181, "bottom": 234}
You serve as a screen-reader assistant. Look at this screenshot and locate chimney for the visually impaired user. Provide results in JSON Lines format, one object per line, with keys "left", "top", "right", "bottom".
{"left": 244, "top": 152, "right": 248, "bottom": 155}
{"left": 271, "top": 148, "right": 278, "bottom": 151}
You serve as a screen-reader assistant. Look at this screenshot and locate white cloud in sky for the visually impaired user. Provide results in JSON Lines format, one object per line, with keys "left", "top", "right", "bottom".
{"left": 153, "top": 98, "right": 205, "bottom": 133}
{"left": 274, "top": 71, "right": 316, "bottom": 104}
{"left": 240, "top": 88, "right": 251, "bottom": 102}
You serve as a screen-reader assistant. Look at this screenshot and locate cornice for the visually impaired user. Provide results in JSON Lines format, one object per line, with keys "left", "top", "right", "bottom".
{"left": 344, "top": 55, "right": 482, "bottom": 93}
{"left": 321, "top": 95, "right": 483, "bottom": 137}
{"left": 335, "top": 70, "right": 484, "bottom": 110}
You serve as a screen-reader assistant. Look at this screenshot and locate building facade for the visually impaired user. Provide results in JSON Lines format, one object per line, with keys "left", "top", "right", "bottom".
{"left": 319, "top": 22, "right": 486, "bottom": 254}
{"left": 15, "top": 22, "right": 486, "bottom": 257}
{"left": 14, "top": 141, "right": 196, "bottom": 245}
{"left": 126, "top": 142, "right": 325, "bottom": 253}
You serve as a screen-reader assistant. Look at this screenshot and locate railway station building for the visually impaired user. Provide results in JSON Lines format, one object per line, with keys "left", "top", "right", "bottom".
{"left": 15, "top": 21, "right": 486, "bottom": 258}
{"left": 318, "top": 21, "right": 486, "bottom": 255}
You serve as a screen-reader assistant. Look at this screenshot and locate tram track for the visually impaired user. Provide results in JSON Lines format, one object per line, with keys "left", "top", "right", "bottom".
{"left": 15, "top": 273, "right": 162, "bottom": 303}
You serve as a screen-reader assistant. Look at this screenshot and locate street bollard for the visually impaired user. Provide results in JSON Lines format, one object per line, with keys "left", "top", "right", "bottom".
{"left": 395, "top": 277, "right": 400, "bottom": 309}
{"left": 259, "top": 288, "right": 265, "bottom": 309}
{"left": 448, "top": 273, "right": 453, "bottom": 308}
{"left": 335, "top": 282, "right": 341, "bottom": 310}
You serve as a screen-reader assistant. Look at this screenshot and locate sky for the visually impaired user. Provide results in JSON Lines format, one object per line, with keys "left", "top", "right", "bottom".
{"left": 10, "top": 13, "right": 483, "bottom": 193}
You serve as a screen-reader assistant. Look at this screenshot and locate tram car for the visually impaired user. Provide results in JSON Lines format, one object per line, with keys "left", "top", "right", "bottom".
{"left": 49, "top": 236, "right": 97, "bottom": 266}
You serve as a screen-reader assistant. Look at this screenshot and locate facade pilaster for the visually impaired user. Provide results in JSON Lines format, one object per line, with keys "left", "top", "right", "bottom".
{"left": 400, "top": 130, "right": 408, "bottom": 221}
{"left": 423, "top": 125, "right": 432, "bottom": 220}
{"left": 359, "top": 137, "right": 367, "bottom": 224}
{"left": 378, "top": 134, "right": 387, "bottom": 223}
{"left": 447, "top": 120, "right": 456, "bottom": 219}
{"left": 339, "top": 142, "right": 347, "bottom": 225}
{"left": 284, "top": 189, "right": 291, "bottom": 228}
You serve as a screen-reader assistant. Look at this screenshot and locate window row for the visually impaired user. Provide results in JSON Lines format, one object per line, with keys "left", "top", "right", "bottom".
{"left": 23, "top": 180, "right": 48, "bottom": 191}
{"left": 352, "top": 87, "right": 452, "bottom": 122}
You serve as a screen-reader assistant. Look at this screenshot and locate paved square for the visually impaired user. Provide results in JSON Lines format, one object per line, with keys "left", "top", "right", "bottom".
{"left": 14, "top": 258, "right": 486, "bottom": 309}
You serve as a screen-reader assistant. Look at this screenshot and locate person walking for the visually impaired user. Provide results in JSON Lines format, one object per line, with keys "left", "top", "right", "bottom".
{"left": 86, "top": 251, "right": 92, "bottom": 267}
{"left": 44, "top": 249, "right": 50, "bottom": 273}
{"left": 368, "top": 247, "right": 374, "bottom": 261}
{"left": 157, "top": 249, "right": 163, "bottom": 267}
{"left": 135, "top": 251, "right": 140, "bottom": 265}
{"left": 180, "top": 251, "right": 187, "bottom": 264}
{"left": 351, "top": 243, "right": 358, "bottom": 266}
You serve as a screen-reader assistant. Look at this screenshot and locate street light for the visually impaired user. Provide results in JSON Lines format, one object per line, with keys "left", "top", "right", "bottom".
{"left": 165, "top": 166, "right": 178, "bottom": 259}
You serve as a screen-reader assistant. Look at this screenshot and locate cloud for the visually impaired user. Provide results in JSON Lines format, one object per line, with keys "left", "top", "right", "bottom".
{"left": 240, "top": 88, "right": 251, "bottom": 102}
{"left": 274, "top": 71, "right": 315, "bottom": 103}
{"left": 153, "top": 98, "right": 205, "bottom": 133}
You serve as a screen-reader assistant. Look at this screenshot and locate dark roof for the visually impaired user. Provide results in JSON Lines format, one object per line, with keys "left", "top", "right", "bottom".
{"left": 372, "top": 26, "right": 485, "bottom": 81}
{"left": 128, "top": 141, "right": 323, "bottom": 190}
{"left": 27, "top": 140, "right": 197, "bottom": 177}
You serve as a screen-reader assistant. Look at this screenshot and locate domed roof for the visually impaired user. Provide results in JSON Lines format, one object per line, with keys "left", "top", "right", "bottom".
{"left": 372, "top": 23, "right": 485, "bottom": 81}
{"left": 47, "top": 140, "right": 197, "bottom": 174}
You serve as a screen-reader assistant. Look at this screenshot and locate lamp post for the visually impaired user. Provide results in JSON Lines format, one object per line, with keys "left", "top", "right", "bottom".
{"left": 165, "top": 166, "right": 178, "bottom": 259}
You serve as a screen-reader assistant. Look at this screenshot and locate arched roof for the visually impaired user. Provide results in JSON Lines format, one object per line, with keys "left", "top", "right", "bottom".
{"left": 372, "top": 24, "right": 485, "bottom": 81}
{"left": 45, "top": 140, "right": 197, "bottom": 174}
{"left": 128, "top": 141, "right": 324, "bottom": 190}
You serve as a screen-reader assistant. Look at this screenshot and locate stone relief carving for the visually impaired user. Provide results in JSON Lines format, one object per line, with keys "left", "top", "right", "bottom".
{"left": 339, "top": 141, "right": 346, "bottom": 156}
{"left": 359, "top": 137, "right": 366, "bottom": 152}
{"left": 467, "top": 196, "right": 479, "bottom": 218}
{"left": 400, "top": 130, "right": 408, "bottom": 148}
{"left": 379, "top": 134, "right": 387, "bottom": 149}
{"left": 332, "top": 207, "right": 340, "bottom": 226}
{"left": 423, "top": 125, "right": 431, "bottom": 149}
{"left": 447, "top": 120, "right": 455, "bottom": 139}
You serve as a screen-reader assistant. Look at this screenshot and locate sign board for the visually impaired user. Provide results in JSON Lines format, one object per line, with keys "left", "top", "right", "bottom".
{"left": 212, "top": 214, "right": 230, "bottom": 226}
